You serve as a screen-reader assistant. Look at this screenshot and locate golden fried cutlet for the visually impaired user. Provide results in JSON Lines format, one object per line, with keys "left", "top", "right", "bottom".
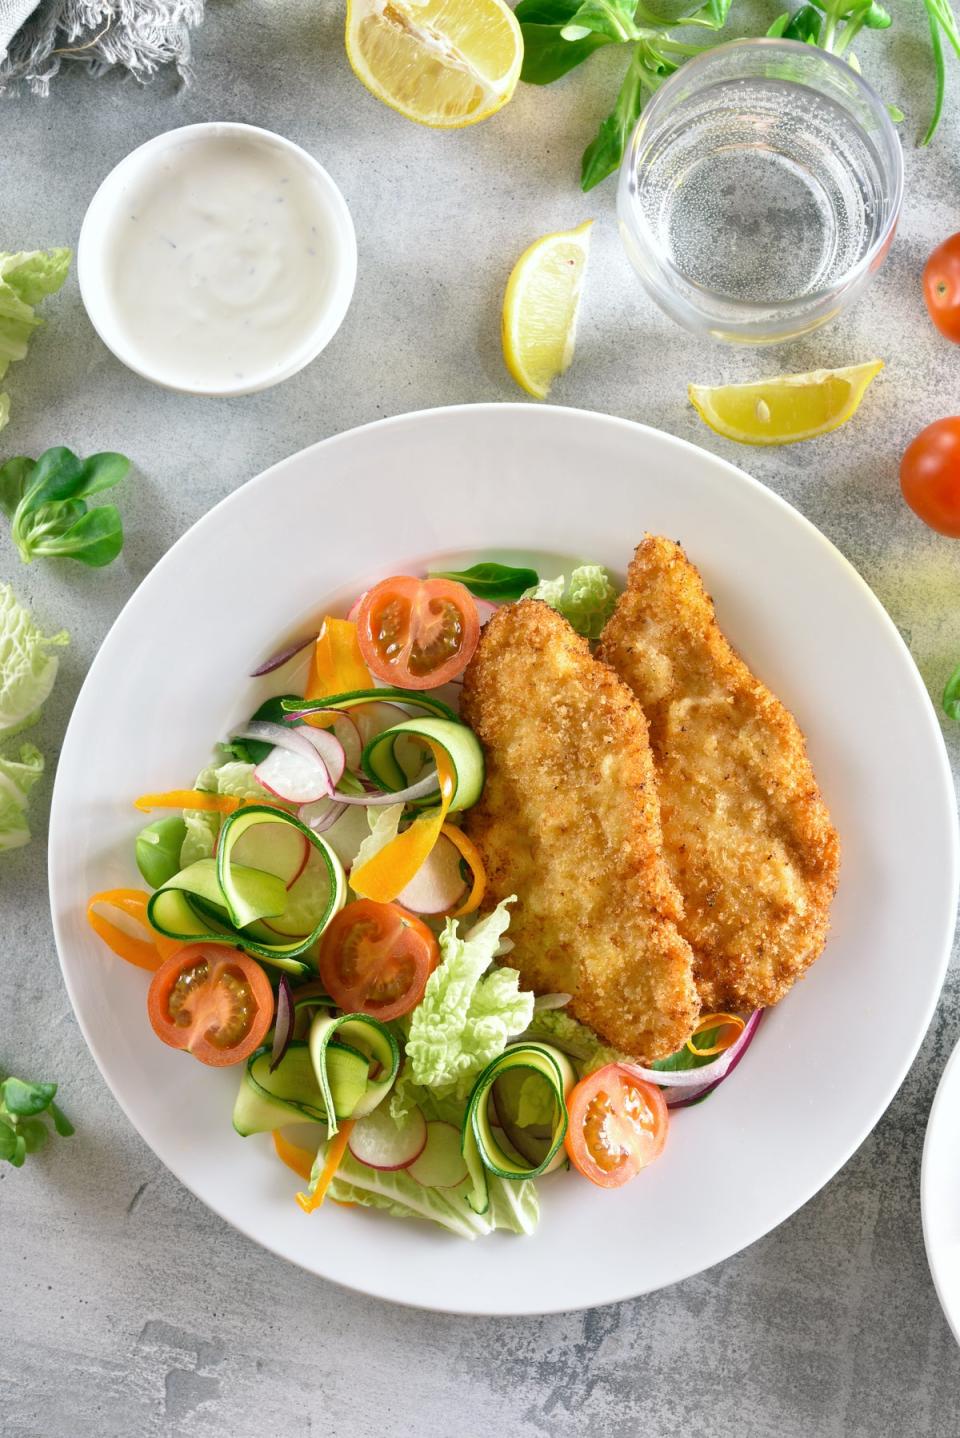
{"left": 597, "top": 536, "right": 840, "bottom": 1012}
{"left": 460, "top": 599, "right": 699, "bottom": 1061}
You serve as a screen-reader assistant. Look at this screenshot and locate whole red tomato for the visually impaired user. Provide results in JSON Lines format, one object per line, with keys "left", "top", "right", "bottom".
{"left": 923, "top": 234, "right": 960, "bottom": 342}
{"left": 900, "top": 418, "right": 960, "bottom": 537}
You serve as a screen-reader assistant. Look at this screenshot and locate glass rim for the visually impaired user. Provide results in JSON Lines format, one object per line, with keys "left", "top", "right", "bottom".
{"left": 618, "top": 37, "right": 905, "bottom": 320}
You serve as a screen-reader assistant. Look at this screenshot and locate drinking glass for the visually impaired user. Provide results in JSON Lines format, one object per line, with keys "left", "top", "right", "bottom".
{"left": 617, "top": 39, "right": 904, "bottom": 344}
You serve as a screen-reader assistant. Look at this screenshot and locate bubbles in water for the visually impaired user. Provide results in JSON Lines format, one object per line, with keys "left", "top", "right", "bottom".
{"left": 634, "top": 79, "right": 886, "bottom": 307}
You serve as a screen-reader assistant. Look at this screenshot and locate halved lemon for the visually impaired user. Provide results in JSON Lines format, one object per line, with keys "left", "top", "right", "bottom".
{"left": 345, "top": 0, "right": 523, "bottom": 129}
{"left": 688, "top": 361, "right": 884, "bottom": 446}
{"left": 502, "top": 221, "right": 593, "bottom": 401}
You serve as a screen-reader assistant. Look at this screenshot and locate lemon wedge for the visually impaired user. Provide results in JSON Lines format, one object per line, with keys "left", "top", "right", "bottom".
{"left": 502, "top": 221, "right": 593, "bottom": 401}
{"left": 345, "top": 0, "right": 523, "bottom": 129}
{"left": 688, "top": 361, "right": 884, "bottom": 446}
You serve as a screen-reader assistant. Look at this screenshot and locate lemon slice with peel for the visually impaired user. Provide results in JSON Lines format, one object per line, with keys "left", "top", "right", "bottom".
{"left": 345, "top": 0, "right": 523, "bottom": 129}
{"left": 502, "top": 221, "right": 593, "bottom": 401}
{"left": 688, "top": 361, "right": 884, "bottom": 446}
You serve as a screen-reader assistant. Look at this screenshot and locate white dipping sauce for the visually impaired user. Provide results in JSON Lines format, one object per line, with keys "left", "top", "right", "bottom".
{"left": 99, "top": 130, "right": 338, "bottom": 392}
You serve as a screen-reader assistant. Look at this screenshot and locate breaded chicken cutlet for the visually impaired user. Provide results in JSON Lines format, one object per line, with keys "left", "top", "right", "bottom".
{"left": 460, "top": 599, "right": 699, "bottom": 1061}
{"left": 598, "top": 536, "right": 840, "bottom": 1012}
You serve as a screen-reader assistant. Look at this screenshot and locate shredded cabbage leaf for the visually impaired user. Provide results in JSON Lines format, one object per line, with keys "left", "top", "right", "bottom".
{"left": 0, "top": 584, "right": 68, "bottom": 737}
{"left": 325, "top": 1149, "right": 539, "bottom": 1238}
{"left": 396, "top": 898, "right": 534, "bottom": 1109}
{"left": 349, "top": 803, "right": 404, "bottom": 888}
{"left": 523, "top": 563, "right": 619, "bottom": 639}
{"left": 520, "top": 1007, "right": 630, "bottom": 1074}
{"left": 179, "top": 760, "right": 272, "bottom": 866}
{"left": 0, "top": 249, "right": 72, "bottom": 431}
{"left": 0, "top": 742, "right": 43, "bottom": 851}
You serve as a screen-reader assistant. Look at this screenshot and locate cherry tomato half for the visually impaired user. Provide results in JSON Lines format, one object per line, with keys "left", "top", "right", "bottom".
{"left": 147, "top": 944, "right": 274, "bottom": 1067}
{"left": 900, "top": 417, "right": 960, "bottom": 538}
{"left": 564, "top": 1064, "right": 668, "bottom": 1189}
{"left": 356, "top": 576, "right": 480, "bottom": 690}
{"left": 318, "top": 899, "right": 439, "bottom": 1020}
{"left": 924, "top": 233, "right": 960, "bottom": 343}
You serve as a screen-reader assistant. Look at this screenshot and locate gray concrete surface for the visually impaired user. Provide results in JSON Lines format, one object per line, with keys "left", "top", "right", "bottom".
{"left": 2, "top": 2, "right": 960, "bottom": 1434}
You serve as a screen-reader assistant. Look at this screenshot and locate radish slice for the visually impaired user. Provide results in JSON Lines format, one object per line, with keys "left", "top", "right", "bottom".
{"left": 475, "top": 599, "right": 499, "bottom": 626}
{"left": 255, "top": 747, "right": 333, "bottom": 804}
{"left": 406, "top": 1122, "right": 468, "bottom": 1188}
{"left": 292, "top": 725, "right": 346, "bottom": 787}
{"left": 230, "top": 822, "right": 309, "bottom": 889}
{"left": 346, "top": 591, "right": 367, "bottom": 624}
{"left": 348, "top": 1104, "right": 427, "bottom": 1171}
{"left": 328, "top": 713, "right": 363, "bottom": 772}
{"left": 262, "top": 845, "right": 341, "bottom": 938}
{"left": 395, "top": 833, "right": 467, "bottom": 914}
{"left": 350, "top": 701, "right": 410, "bottom": 747}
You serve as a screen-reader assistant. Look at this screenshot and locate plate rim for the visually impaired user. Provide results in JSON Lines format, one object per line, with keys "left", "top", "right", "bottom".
{"left": 48, "top": 402, "right": 960, "bottom": 1314}
{"left": 922, "top": 1033, "right": 960, "bottom": 1345}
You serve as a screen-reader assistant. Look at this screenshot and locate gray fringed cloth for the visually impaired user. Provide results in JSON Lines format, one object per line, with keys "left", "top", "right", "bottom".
{"left": 0, "top": 0, "right": 204, "bottom": 94}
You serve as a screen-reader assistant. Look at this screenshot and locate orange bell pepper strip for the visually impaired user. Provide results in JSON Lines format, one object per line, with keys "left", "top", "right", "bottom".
{"left": 86, "top": 889, "right": 183, "bottom": 971}
{"left": 133, "top": 790, "right": 289, "bottom": 815}
{"left": 441, "top": 823, "right": 486, "bottom": 919}
{"left": 686, "top": 1012, "right": 745, "bottom": 1058}
{"left": 296, "top": 1120, "right": 355, "bottom": 1213}
{"left": 133, "top": 789, "right": 243, "bottom": 815}
{"left": 272, "top": 1129, "right": 315, "bottom": 1182}
{"left": 304, "top": 617, "right": 372, "bottom": 727}
{"left": 349, "top": 745, "right": 456, "bottom": 903}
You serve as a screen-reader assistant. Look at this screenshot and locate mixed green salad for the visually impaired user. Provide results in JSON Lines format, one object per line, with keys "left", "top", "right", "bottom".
{"left": 87, "top": 560, "right": 759, "bottom": 1238}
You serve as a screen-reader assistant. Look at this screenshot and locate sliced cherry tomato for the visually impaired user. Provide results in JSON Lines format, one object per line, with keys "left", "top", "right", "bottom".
{"left": 356, "top": 576, "right": 479, "bottom": 690}
{"left": 318, "top": 899, "right": 439, "bottom": 1020}
{"left": 147, "top": 945, "right": 274, "bottom": 1067}
{"left": 900, "top": 417, "right": 960, "bottom": 537}
{"left": 564, "top": 1064, "right": 668, "bottom": 1189}
{"left": 924, "top": 233, "right": 960, "bottom": 343}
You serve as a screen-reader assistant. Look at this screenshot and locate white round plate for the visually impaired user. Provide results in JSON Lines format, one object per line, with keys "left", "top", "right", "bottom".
{"left": 49, "top": 404, "right": 958, "bottom": 1315}
{"left": 923, "top": 1038, "right": 960, "bottom": 1343}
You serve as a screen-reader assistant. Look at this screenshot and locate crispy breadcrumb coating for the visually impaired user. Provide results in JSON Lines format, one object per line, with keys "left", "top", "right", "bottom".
{"left": 461, "top": 599, "right": 699, "bottom": 1061}
{"left": 598, "top": 536, "right": 840, "bottom": 1011}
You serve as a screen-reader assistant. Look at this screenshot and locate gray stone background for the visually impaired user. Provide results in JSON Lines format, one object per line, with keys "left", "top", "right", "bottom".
{"left": 3, "top": 1, "right": 960, "bottom": 1434}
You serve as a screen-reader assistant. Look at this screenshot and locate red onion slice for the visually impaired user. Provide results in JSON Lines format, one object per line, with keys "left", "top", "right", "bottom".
{"left": 232, "top": 720, "right": 321, "bottom": 763}
{"left": 250, "top": 634, "right": 317, "bottom": 677}
{"left": 332, "top": 769, "right": 440, "bottom": 807}
{"left": 666, "top": 1083, "right": 715, "bottom": 1110}
{"left": 475, "top": 599, "right": 499, "bottom": 626}
{"left": 532, "top": 992, "right": 572, "bottom": 1011}
{"left": 627, "top": 1009, "right": 764, "bottom": 1091}
{"left": 269, "top": 975, "right": 295, "bottom": 1072}
{"left": 298, "top": 797, "right": 349, "bottom": 833}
